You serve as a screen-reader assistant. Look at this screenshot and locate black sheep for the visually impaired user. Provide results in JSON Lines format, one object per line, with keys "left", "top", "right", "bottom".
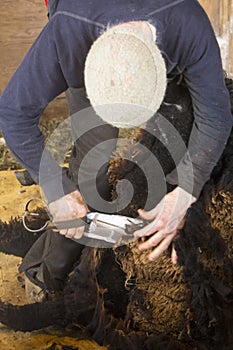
{"left": 0, "top": 79, "right": 233, "bottom": 350}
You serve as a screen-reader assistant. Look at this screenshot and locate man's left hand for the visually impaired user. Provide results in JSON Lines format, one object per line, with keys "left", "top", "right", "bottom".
{"left": 48, "top": 190, "right": 89, "bottom": 240}
{"left": 134, "top": 186, "right": 196, "bottom": 264}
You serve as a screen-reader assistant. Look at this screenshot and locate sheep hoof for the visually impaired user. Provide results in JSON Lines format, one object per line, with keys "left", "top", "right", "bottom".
{"left": 25, "top": 275, "right": 46, "bottom": 303}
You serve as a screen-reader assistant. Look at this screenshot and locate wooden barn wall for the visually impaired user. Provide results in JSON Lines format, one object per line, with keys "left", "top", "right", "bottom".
{"left": 199, "top": 0, "right": 233, "bottom": 77}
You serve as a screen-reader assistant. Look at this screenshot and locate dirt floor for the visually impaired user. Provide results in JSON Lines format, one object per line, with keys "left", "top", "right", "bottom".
{"left": 0, "top": 175, "right": 107, "bottom": 350}
{"left": 0, "top": 172, "right": 104, "bottom": 348}
{"left": 0, "top": 1, "right": 104, "bottom": 349}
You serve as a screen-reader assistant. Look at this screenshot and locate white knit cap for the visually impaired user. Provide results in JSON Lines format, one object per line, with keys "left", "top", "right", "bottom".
{"left": 84, "top": 23, "right": 167, "bottom": 128}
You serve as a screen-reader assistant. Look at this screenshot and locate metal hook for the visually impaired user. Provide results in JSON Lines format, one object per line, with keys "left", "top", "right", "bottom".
{"left": 22, "top": 198, "right": 51, "bottom": 233}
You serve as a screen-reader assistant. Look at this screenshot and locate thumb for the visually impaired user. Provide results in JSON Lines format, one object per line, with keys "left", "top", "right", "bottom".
{"left": 138, "top": 206, "right": 161, "bottom": 220}
{"left": 171, "top": 244, "right": 178, "bottom": 265}
{"left": 138, "top": 208, "right": 154, "bottom": 220}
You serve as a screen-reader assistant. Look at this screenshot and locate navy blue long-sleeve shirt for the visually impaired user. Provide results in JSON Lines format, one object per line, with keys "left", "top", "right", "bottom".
{"left": 0, "top": 0, "right": 232, "bottom": 202}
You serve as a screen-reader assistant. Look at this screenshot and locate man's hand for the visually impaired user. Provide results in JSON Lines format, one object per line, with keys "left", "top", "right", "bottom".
{"left": 48, "top": 190, "right": 88, "bottom": 239}
{"left": 134, "top": 187, "right": 196, "bottom": 264}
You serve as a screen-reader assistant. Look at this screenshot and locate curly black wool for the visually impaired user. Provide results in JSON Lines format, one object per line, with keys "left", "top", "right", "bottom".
{"left": 0, "top": 79, "right": 232, "bottom": 350}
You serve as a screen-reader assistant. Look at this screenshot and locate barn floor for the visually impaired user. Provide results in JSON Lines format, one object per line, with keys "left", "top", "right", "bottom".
{"left": 0, "top": 175, "right": 107, "bottom": 350}
{"left": 0, "top": 1, "right": 104, "bottom": 349}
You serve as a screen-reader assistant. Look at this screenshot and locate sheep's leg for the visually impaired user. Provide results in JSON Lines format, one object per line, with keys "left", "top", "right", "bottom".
{"left": 0, "top": 299, "right": 66, "bottom": 331}
{"left": 0, "top": 218, "right": 42, "bottom": 257}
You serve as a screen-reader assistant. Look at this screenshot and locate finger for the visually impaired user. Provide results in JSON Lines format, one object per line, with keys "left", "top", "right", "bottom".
{"left": 65, "top": 228, "right": 77, "bottom": 238}
{"left": 177, "top": 218, "right": 185, "bottom": 230}
{"left": 138, "top": 229, "right": 167, "bottom": 251}
{"left": 171, "top": 244, "right": 178, "bottom": 265}
{"left": 65, "top": 226, "right": 84, "bottom": 239}
{"left": 148, "top": 231, "right": 177, "bottom": 261}
{"left": 59, "top": 229, "right": 67, "bottom": 236}
{"left": 134, "top": 217, "right": 165, "bottom": 238}
{"left": 73, "top": 227, "right": 84, "bottom": 240}
{"left": 138, "top": 208, "right": 155, "bottom": 221}
{"left": 138, "top": 206, "right": 162, "bottom": 221}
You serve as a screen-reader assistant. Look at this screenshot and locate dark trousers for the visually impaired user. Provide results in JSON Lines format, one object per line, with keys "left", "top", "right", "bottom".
{"left": 20, "top": 88, "right": 119, "bottom": 291}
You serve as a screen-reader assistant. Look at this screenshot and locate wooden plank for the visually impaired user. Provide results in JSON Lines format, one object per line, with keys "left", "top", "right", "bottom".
{"left": 219, "top": 0, "right": 233, "bottom": 77}
{"left": 219, "top": 0, "right": 230, "bottom": 36}
{"left": 0, "top": 0, "right": 47, "bottom": 93}
{"left": 229, "top": 0, "right": 233, "bottom": 76}
{"left": 199, "top": 0, "right": 233, "bottom": 77}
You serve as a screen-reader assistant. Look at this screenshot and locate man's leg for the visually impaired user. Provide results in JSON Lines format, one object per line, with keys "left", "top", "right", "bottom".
{"left": 20, "top": 88, "right": 118, "bottom": 295}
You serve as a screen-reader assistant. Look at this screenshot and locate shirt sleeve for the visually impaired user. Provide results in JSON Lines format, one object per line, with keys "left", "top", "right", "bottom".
{"left": 166, "top": 27, "right": 233, "bottom": 198}
{"left": 0, "top": 20, "right": 77, "bottom": 202}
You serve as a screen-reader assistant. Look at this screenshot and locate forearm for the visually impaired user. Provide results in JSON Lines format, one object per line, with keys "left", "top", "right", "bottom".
{"left": 0, "top": 106, "right": 45, "bottom": 182}
{"left": 166, "top": 120, "right": 232, "bottom": 197}
{"left": 166, "top": 49, "right": 233, "bottom": 198}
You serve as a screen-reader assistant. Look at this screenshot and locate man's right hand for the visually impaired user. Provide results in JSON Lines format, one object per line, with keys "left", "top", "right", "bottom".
{"left": 48, "top": 190, "right": 89, "bottom": 239}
